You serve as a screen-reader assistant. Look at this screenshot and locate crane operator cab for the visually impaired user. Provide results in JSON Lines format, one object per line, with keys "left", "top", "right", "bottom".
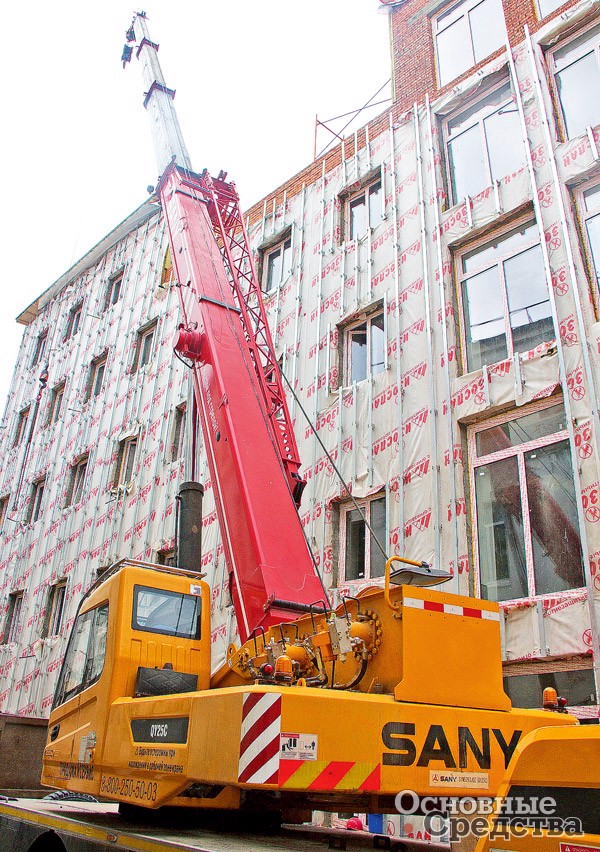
{"left": 41, "top": 560, "right": 211, "bottom": 799}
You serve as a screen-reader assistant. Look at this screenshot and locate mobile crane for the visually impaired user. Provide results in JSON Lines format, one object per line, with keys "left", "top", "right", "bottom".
{"left": 4, "top": 11, "right": 594, "bottom": 851}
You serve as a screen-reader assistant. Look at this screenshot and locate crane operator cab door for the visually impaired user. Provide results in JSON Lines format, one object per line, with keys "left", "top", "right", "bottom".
{"left": 41, "top": 563, "right": 211, "bottom": 798}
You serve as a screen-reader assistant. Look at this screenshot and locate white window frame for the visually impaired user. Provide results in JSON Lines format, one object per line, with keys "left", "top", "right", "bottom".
{"left": 551, "top": 23, "right": 600, "bottom": 141}
{"left": 31, "top": 331, "right": 48, "bottom": 367}
{"left": 345, "top": 179, "right": 383, "bottom": 242}
{"left": 262, "top": 236, "right": 292, "bottom": 293}
{"left": 456, "top": 218, "right": 554, "bottom": 373}
{"left": 171, "top": 403, "right": 186, "bottom": 463}
{"left": 48, "top": 383, "right": 65, "bottom": 426}
{"left": 4, "top": 592, "right": 24, "bottom": 644}
{"left": 43, "top": 582, "right": 67, "bottom": 639}
{"left": 29, "top": 478, "right": 46, "bottom": 524}
{"left": 444, "top": 79, "right": 524, "bottom": 205}
{"left": 65, "top": 303, "right": 83, "bottom": 340}
{"left": 434, "top": 0, "right": 506, "bottom": 88}
{"left": 133, "top": 322, "right": 157, "bottom": 372}
{"left": 13, "top": 407, "right": 30, "bottom": 447}
{"left": 343, "top": 309, "right": 386, "bottom": 385}
{"left": 468, "top": 398, "right": 584, "bottom": 604}
{"left": 116, "top": 436, "right": 138, "bottom": 487}
{"left": 105, "top": 271, "right": 123, "bottom": 310}
{"left": 67, "top": 456, "right": 88, "bottom": 507}
{"left": 339, "top": 493, "right": 387, "bottom": 583}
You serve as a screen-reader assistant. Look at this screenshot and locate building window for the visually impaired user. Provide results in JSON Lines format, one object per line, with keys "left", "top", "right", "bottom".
{"left": 115, "top": 436, "right": 138, "bottom": 487}
{"left": 42, "top": 582, "right": 67, "bottom": 639}
{"left": 346, "top": 181, "right": 383, "bottom": 241}
{"left": 263, "top": 237, "right": 292, "bottom": 293}
{"left": 577, "top": 181, "right": 600, "bottom": 300}
{"left": 87, "top": 354, "right": 107, "bottom": 401}
{"left": 341, "top": 494, "right": 386, "bottom": 582}
{"left": 66, "top": 456, "right": 88, "bottom": 507}
{"left": 0, "top": 496, "right": 9, "bottom": 533}
{"left": 133, "top": 322, "right": 157, "bottom": 372}
{"left": 156, "top": 549, "right": 176, "bottom": 567}
{"left": 469, "top": 400, "right": 584, "bottom": 603}
{"left": 13, "top": 407, "right": 30, "bottom": 448}
{"left": 457, "top": 221, "right": 553, "bottom": 372}
{"left": 3, "top": 592, "right": 24, "bottom": 644}
{"left": 343, "top": 310, "right": 385, "bottom": 384}
{"left": 171, "top": 404, "right": 186, "bottom": 462}
{"left": 31, "top": 331, "right": 48, "bottom": 367}
{"left": 28, "top": 478, "right": 46, "bottom": 524}
{"left": 434, "top": 0, "right": 506, "bottom": 87}
{"left": 553, "top": 25, "right": 600, "bottom": 139}
{"left": 445, "top": 82, "right": 525, "bottom": 204}
{"left": 65, "top": 303, "right": 83, "bottom": 340}
{"left": 105, "top": 271, "right": 123, "bottom": 309}
{"left": 48, "top": 383, "right": 65, "bottom": 426}
{"left": 504, "top": 664, "right": 596, "bottom": 709}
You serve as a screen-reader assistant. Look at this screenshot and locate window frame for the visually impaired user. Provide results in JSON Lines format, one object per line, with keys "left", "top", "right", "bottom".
{"left": 42, "top": 581, "right": 67, "bottom": 639}
{"left": 48, "top": 383, "right": 65, "bottom": 427}
{"left": 344, "top": 179, "right": 383, "bottom": 242}
{"left": 0, "top": 496, "right": 9, "bottom": 533}
{"left": 31, "top": 331, "right": 48, "bottom": 368}
{"left": 171, "top": 403, "right": 186, "bottom": 463}
{"left": 87, "top": 353, "right": 107, "bottom": 401}
{"left": 53, "top": 603, "right": 109, "bottom": 708}
{"left": 550, "top": 23, "right": 600, "bottom": 141}
{"left": 66, "top": 455, "right": 89, "bottom": 508}
{"left": 339, "top": 493, "right": 387, "bottom": 583}
{"left": 342, "top": 308, "right": 386, "bottom": 386}
{"left": 29, "top": 477, "right": 46, "bottom": 524}
{"left": 132, "top": 584, "right": 202, "bottom": 639}
{"left": 433, "top": 0, "right": 506, "bottom": 88}
{"left": 3, "top": 591, "right": 24, "bottom": 645}
{"left": 262, "top": 236, "right": 292, "bottom": 294}
{"left": 65, "top": 303, "right": 83, "bottom": 340}
{"left": 132, "top": 321, "right": 157, "bottom": 372}
{"left": 156, "top": 549, "right": 176, "bottom": 567}
{"left": 115, "top": 436, "right": 138, "bottom": 488}
{"left": 574, "top": 178, "right": 600, "bottom": 313}
{"left": 104, "top": 271, "right": 123, "bottom": 310}
{"left": 455, "top": 218, "right": 554, "bottom": 373}
{"left": 443, "top": 78, "right": 524, "bottom": 205}
{"left": 13, "top": 406, "right": 30, "bottom": 448}
{"left": 468, "top": 397, "right": 585, "bottom": 604}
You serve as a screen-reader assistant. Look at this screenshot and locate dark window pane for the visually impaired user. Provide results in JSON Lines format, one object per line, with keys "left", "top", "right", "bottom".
{"left": 525, "top": 441, "right": 584, "bottom": 595}
{"left": 476, "top": 456, "right": 528, "bottom": 601}
{"left": 503, "top": 668, "right": 596, "bottom": 708}
{"left": 345, "top": 508, "right": 366, "bottom": 580}
{"left": 371, "top": 314, "right": 386, "bottom": 375}
{"left": 369, "top": 498, "right": 386, "bottom": 578}
{"left": 133, "top": 586, "right": 201, "bottom": 639}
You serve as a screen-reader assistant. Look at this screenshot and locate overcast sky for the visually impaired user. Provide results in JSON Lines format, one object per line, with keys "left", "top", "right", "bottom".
{"left": 0, "top": 2, "right": 391, "bottom": 413}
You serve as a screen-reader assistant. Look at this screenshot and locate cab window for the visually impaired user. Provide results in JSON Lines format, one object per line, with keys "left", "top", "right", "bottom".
{"left": 132, "top": 585, "right": 201, "bottom": 639}
{"left": 53, "top": 603, "right": 109, "bottom": 707}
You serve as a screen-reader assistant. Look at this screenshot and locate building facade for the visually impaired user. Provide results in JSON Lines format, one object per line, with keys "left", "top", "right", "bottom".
{"left": 0, "top": 0, "right": 599, "bottom": 721}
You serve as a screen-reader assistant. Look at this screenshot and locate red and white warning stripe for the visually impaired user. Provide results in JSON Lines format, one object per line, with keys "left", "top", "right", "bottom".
{"left": 404, "top": 596, "right": 500, "bottom": 621}
{"left": 238, "top": 692, "right": 281, "bottom": 785}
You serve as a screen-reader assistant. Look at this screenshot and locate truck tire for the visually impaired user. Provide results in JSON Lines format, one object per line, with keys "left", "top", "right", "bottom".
{"left": 42, "top": 790, "right": 98, "bottom": 803}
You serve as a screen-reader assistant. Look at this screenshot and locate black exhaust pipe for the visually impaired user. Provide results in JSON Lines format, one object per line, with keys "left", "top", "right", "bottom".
{"left": 176, "top": 481, "right": 204, "bottom": 573}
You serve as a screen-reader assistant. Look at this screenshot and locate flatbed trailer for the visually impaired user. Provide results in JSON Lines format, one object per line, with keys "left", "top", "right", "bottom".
{"left": 0, "top": 798, "right": 444, "bottom": 852}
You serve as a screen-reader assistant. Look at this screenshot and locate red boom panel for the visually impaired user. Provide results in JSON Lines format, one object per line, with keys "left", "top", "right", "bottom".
{"left": 158, "top": 163, "right": 324, "bottom": 641}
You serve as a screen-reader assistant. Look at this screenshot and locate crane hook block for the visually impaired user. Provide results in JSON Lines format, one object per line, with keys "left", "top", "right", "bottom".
{"left": 174, "top": 327, "right": 203, "bottom": 362}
